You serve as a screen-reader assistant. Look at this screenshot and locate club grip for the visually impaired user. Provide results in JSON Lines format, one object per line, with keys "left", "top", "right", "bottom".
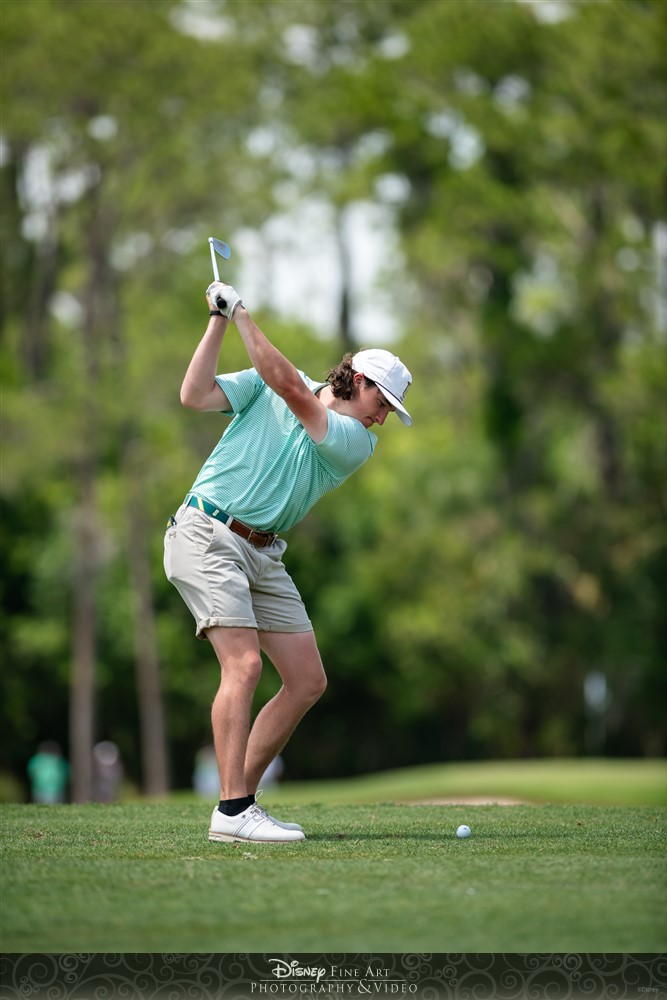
{"left": 214, "top": 294, "right": 228, "bottom": 310}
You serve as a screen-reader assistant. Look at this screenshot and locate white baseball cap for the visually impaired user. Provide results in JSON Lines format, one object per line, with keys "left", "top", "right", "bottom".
{"left": 351, "top": 349, "right": 413, "bottom": 426}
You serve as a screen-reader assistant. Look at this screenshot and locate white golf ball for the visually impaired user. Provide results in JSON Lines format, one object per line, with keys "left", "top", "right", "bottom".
{"left": 456, "top": 824, "right": 472, "bottom": 839}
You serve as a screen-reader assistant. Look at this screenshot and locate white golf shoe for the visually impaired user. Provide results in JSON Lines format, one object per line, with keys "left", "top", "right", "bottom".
{"left": 254, "top": 790, "right": 303, "bottom": 833}
{"left": 208, "top": 805, "right": 305, "bottom": 843}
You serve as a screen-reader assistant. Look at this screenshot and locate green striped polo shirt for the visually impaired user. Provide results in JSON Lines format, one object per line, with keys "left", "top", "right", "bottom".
{"left": 188, "top": 368, "right": 377, "bottom": 532}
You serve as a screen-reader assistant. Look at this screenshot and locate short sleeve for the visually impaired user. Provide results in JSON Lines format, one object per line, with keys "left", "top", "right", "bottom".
{"left": 214, "top": 369, "right": 264, "bottom": 415}
{"left": 315, "top": 408, "right": 376, "bottom": 476}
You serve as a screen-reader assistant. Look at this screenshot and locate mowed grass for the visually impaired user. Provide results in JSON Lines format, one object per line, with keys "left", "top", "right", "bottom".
{"left": 272, "top": 757, "right": 667, "bottom": 807}
{"left": 2, "top": 795, "right": 666, "bottom": 952}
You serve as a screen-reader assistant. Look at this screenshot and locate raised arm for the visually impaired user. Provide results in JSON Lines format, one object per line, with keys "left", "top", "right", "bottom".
{"left": 203, "top": 279, "right": 329, "bottom": 442}
{"left": 180, "top": 314, "right": 232, "bottom": 412}
{"left": 232, "top": 305, "right": 329, "bottom": 443}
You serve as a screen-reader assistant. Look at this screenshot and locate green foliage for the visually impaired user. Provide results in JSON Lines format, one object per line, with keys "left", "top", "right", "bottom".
{"left": 1, "top": 0, "right": 665, "bottom": 792}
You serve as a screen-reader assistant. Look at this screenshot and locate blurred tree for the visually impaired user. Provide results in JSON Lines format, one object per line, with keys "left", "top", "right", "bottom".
{"left": 227, "top": 0, "right": 667, "bottom": 768}
{"left": 1, "top": 0, "right": 665, "bottom": 795}
{"left": 1, "top": 0, "right": 281, "bottom": 795}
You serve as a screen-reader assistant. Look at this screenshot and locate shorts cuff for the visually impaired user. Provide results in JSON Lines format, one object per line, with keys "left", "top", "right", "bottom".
{"left": 257, "top": 621, "right": 313, "bottom": 634}
{"left": 196, "top": 616, "right": 256, "bottom": 639}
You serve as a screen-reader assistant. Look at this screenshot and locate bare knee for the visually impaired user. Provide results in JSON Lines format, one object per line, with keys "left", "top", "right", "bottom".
{"left": 312, "top": 670, "right": 327, "bottom": 702}
{"left": 291, "top": 667, "right": 327, "bottom": 708}
{"left": 234, "top": 650, "right": 263, "bottom": 686}
{"left": 207, "top": 628, "right": 264, "bottom": 690}
{"left": 217, "top": 649, "right": 263, "bottom": 691}
{"left": 260, "top": 631, "right": 327, "bottom": 707}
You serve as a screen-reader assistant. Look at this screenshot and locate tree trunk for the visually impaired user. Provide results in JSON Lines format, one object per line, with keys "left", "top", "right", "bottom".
{"left": 126, "top": 443, "right": 170, "bottom": 796}
{"left": 335, "top": 206, "right": 355, "bottom": 354}
{"left": 68, "top": 179, "right": 110, "bottom": 801}
{"left": 69, "top": 462, "right": 97, "bottom": 802}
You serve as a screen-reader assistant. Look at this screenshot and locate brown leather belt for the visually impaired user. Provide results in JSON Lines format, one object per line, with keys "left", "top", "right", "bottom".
{"left": 187, "top": 495, "right": 277, "bottom": 548}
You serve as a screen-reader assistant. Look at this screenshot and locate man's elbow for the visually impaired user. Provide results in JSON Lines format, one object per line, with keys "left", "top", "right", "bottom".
{"left": 180, "top": 384, "right": 202, "bottom": 410}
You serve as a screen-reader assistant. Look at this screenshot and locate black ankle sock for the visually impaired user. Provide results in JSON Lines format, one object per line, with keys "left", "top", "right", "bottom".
{"left": 218, "top": 796, "right": 253, "bottom": 817}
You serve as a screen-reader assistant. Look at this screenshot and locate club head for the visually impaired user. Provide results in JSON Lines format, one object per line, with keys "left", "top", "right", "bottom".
{"left": 208, "top": 237, "right": 231, "bottom": 260}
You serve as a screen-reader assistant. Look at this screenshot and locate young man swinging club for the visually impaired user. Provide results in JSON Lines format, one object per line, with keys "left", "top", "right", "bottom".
{"left": 164, "top": 277, "right": 413, "bottom": 843}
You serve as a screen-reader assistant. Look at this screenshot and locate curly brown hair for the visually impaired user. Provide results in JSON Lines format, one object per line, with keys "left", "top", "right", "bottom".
{"left": 326, "top": 353, "right": 375, "bottom": 399}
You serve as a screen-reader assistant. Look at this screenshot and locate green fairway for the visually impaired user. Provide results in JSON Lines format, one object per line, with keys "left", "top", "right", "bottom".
{"left": 271, "top": 757, "right": 667, "bottom": 807}
{"left": 2, "top": 800, "right": 665, "bottom": 953}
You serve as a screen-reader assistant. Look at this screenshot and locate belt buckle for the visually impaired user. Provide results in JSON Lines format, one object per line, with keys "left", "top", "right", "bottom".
{"left": 248, "top": 528, "right": 275, "bottom": 547}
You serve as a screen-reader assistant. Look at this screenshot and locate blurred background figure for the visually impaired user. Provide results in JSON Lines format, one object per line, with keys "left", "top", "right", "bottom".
{"left": 192, "top": 746, "right": 219, "bottom": 799}
{"left": 27, "top": 742, "right": 69, "bottom": 804}
{"left": 92, "top": 741, "right": 124, "bottom": 803}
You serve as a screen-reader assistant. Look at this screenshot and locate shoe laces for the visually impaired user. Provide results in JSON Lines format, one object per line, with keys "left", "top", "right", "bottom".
{"left": 248, "top": 802, "right": 277, "bottom": 826}
{"left": 253, "top": 789, "right": 268, "bottom": 815}
{"left": 251, "top": 789, "right": 279, "bottom": 825}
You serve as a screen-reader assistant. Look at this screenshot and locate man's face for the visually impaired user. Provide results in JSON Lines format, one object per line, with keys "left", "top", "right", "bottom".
{"left": 349, "top": 374, "right": 395, "bottom": 428}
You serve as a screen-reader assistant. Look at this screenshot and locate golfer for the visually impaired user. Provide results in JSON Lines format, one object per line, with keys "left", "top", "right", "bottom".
{"left": 165, "top": 279, "right": 413, "bottom": 843}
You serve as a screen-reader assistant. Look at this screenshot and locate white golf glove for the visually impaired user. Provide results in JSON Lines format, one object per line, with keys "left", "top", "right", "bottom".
{"left": 206, "top": 281, "right": 243, "bottom": 319}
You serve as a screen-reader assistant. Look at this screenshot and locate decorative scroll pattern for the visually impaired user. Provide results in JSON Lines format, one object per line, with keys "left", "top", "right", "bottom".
{"left": 1, "top": 954, "right": 665, "bottom": 1000}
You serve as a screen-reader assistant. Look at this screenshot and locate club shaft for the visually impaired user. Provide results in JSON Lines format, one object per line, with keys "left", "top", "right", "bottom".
{"left": 209, "top": 241, "right": 220, "bottom": 282}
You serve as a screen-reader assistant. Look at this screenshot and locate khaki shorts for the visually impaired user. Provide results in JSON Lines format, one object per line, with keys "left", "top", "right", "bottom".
{"left": 164, "top": 503, "right": 312, "bottom": 639}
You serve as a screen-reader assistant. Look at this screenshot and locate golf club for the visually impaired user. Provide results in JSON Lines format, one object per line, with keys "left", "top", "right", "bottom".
{"left": 208, "top": 236, "right": 231, "bottom": 310}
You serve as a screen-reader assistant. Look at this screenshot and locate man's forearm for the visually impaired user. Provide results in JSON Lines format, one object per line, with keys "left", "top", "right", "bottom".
{"left": 233, "top": 306, "right": 300, "bottom": 397}
{"left": 180, "top": 315, "right": 228, "bottom": 407}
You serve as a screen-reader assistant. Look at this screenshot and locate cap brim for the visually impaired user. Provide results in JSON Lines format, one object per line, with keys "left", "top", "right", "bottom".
{"left": 378, "top": 386, "right": 412, "bottom": 426}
